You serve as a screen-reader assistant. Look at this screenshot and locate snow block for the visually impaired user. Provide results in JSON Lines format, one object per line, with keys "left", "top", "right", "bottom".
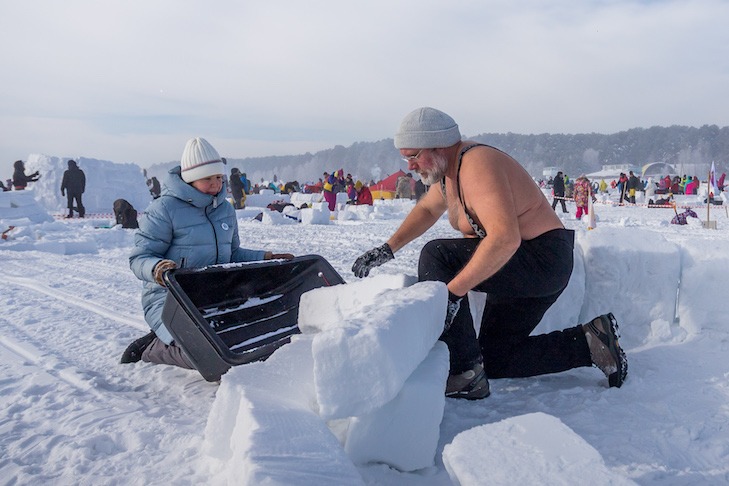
{"left": 340, "top": 204, "right": 373, "bottom": 221}
{"left": 261, "top": 209, "right": 297, "bottom": 225}
{"left": 203, "top": 336, "right": 364, "bottom": 485}
{"left": 576, "top": 227, "right": 681, "bottom": 348}
{"left": 244, "top": 192, "right": 290, "bottom": 209}
{"left": 442, "top": 412, "right": 636, "bottom": 486}
{"left": 300, "top": 206, "right": 330, "bottom": 225}
{"left": 344, "top": 341, "right": 449, "bottom": 471}
{"left": 311, "top": 281, "right": 447, "bottom": 420}
{"left": 0, "top": 189, "right": 53, "bottom": 224}
{"left": 676, "top": 238, "right": 729, "bottom": 334}
{"left": 298, "top": 273, "right": 417, "bottom": 334}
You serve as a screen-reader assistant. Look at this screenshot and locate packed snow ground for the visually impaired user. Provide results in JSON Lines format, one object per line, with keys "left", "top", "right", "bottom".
{"left": 2, "top": 159, "right": 729, "bottom": 485}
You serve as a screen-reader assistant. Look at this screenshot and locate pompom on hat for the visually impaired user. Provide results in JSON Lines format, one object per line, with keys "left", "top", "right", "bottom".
{"left": 180, "top": 137, "right": 225, "bottom": 183}
{"left": 394, "top": 107, "right": 461, "bottom": 149}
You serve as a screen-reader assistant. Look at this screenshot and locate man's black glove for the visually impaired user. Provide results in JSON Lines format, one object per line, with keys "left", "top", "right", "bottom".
{"left": 444, "top": 291, "right": 463, "bottom": 333}
{"left": 352, "top": 243, "right": 394, "bottom": 278}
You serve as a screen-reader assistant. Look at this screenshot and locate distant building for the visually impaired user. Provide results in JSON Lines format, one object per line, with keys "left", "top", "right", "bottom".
{"left": 585, "top": 163, "right": 642, "bottom": 181}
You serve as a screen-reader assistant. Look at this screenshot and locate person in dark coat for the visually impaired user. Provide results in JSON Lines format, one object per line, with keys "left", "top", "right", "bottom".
{"left": 627, "top": 171, "right": 642, "bottom": 204}
{"left": 113, "top": 199, "right": 139, "bottom": 229}
{"left": 551, "top": 171, "right": 568, "bottom": 213}
{"left": 60, "top": 159, "right": 86, "bottom": 218}
{"left": 12, "top": 160, "right": 40, "bottom": 190}
{"left": 229, "top": 167, "right": 245, "bottom": 209}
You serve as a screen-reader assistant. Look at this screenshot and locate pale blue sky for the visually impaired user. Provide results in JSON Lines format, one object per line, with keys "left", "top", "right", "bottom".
{"left": 2, "top": 0, "right": 728, "bottom": 176}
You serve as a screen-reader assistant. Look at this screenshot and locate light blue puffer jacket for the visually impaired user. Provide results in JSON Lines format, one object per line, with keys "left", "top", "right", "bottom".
{"left": 129, "top": 166, "right": 266, "bottom": 344}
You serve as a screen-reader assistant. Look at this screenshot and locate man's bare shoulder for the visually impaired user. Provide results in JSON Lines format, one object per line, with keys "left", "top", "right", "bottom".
{"left": 457, "top": 145, "right": 513, "bottom": 185}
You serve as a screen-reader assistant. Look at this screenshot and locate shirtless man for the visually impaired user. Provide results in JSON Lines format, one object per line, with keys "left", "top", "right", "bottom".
{"left": 352, "top": 107, "right": 627, "bottom": 399}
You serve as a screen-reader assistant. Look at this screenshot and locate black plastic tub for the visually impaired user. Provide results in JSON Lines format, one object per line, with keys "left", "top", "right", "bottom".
{"left": 161, "top": 254, "right": 344, "bottom": 381}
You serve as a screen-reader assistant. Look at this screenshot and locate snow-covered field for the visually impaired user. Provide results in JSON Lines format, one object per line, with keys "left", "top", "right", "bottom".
{"left": 2, "top": 165, "right": 729, "bottom": 484}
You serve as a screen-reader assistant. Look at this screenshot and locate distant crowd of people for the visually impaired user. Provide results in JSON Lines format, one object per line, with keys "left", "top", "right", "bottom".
{"left": 544, "top": 168, "right": 727, "bottom": 215}
{"left": 6, "top": 154, "right": 726, "bottom": 226}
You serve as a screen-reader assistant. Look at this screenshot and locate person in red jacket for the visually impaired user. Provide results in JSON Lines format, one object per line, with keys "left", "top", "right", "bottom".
{"left": 354, "top": 180, "right": 373, "bottom": 205}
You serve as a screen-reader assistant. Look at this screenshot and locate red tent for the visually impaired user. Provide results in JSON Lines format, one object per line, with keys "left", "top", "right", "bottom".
{"left": 375, "top": 170, "right": 407, "bottom": 192}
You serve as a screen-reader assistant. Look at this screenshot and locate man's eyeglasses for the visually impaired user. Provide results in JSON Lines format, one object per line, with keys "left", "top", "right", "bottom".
{"left": 402, "top": 149, "right": 425, "bottom": 164}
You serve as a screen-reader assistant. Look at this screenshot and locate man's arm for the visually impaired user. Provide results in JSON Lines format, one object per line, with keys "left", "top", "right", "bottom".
{"left": 386, "top": 183, "right": 446, "bottom": 252}
{"left": 446, "top": 152, "right": 522, "bottom": 297}
{"left": 351, "top": 183, "right": 446, "bottom": 278}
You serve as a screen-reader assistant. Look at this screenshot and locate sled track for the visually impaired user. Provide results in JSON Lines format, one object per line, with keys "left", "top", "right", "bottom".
{"left": 4, "top": 274, "right": 146, "bottom": 331}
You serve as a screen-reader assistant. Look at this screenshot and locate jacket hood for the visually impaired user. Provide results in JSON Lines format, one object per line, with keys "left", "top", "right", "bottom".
{"left": 68, "top": 160, "right": 78, "bottom": 169}
{"left": 163, "top": 166, "right": 228, "bottom": 208}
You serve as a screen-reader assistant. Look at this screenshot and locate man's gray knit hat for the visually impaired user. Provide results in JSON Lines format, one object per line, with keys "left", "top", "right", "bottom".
{"left": 394, "top": 107, "right": 461, "bottom": 149}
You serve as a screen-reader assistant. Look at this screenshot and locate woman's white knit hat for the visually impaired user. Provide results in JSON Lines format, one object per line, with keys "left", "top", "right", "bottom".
{"left": 394, "top": 107, "right": 461, "bottom": 149}
{"left": 180, "top": 137, "right": 225, "bottom": 183}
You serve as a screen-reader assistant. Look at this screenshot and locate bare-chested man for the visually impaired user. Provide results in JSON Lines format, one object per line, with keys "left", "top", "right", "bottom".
{"left": 352, "top": 107, "right": 628, "bottom": 400}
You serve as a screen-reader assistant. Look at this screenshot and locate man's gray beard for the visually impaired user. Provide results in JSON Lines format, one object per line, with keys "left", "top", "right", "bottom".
{"left": 420, "top": 151, "right": 449, "bottom": 186}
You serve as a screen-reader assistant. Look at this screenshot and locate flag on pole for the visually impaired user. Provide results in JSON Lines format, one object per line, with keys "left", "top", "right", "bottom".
{"left": 709, "top": 161, "right": 720, "bottom": 197}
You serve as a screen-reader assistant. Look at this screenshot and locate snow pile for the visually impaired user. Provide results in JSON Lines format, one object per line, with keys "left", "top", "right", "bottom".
{"left": 25, "top": 154, "right": 151, "bottom": 215}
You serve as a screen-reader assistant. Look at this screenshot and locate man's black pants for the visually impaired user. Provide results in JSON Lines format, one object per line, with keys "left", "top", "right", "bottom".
{"left": 418, "top": 229, "right": 591, "bottom": 377}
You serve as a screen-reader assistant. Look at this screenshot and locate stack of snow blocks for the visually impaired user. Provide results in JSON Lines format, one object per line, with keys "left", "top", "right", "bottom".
{"left": 161, "top": 254, "right": 345, "bottom": 381}
{"left": 202, "top": 275, "right": 450, "bottom": 484}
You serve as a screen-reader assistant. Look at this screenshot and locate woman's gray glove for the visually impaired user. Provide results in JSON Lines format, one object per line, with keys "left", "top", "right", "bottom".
{"left": 352, "top": 243, "right": 394, "bottom": 278}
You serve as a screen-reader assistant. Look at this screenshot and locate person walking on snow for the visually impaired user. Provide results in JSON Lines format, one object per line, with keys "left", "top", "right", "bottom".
{"left": 551, "top": 170, "right": 568, "bottom": 213}
{"left": 351, "top": 107, "right": 627, "bottom": 400}
{"left": 123, "top": 137, "right": 293, "bottom": 369}
{"left": 60, "top": 159, "right": 86, "bottom": 218}
{"left": 573, "top": 174, "right": 595, "bottom": 220}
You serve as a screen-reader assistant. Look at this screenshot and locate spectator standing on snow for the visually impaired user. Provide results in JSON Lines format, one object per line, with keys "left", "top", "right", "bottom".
{"left": 60, "top": 159, "right": 86, "bottom": 218}
{"left": 395, "top": 172, "right": 414, "bottom": 199}
{"left": 627, "top": 171, "right": 642, "bottom": 204}
{"left": 351, "top": 107, "right": 627, "bottom": 400}
{"left": 322, "top": 171, "right": 337, "bottom": 211}
{"left": 551, "top": 170, "right": 568, "bottom": 213}
{"left": 229, "top": 167, "right": 245, "bottom": 209}
{"left": 617, "top": 173, "right": 628, "bottom": 204}
{"left": 573, "top": 174, "right": 595, "bottom": 220}
{"left": 240, "top": 172, "right": 251, "bottom": 194}
{"left": 123, "top": 137, "right": 294, "bottom": 369}
{"left": 12, "top": 160, "right": 40, "bottom": 190}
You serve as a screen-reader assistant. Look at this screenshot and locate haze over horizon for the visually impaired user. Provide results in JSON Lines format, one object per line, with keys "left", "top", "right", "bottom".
{"left": 2, "top": 0, "right": 728, "bottom": 176}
